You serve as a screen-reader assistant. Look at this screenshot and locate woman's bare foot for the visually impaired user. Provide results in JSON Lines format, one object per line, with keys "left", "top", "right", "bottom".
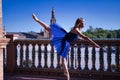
{"left": 64, "top": 71, "right": 70, "bottom": 80}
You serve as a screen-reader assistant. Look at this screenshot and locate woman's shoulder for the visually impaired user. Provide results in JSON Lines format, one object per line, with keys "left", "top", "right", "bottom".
{"left": 70, "top": 28, "right": 78, "bottom": 34}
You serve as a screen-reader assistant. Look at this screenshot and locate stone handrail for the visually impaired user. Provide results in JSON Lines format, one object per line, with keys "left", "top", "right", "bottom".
{"left": 4, "top": 39, "right": 120, "bottom": 79}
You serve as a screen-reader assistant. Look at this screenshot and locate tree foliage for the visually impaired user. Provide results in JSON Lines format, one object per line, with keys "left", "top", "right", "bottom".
{"left": 83, "top": 26, "right": 120, "bottom": 39}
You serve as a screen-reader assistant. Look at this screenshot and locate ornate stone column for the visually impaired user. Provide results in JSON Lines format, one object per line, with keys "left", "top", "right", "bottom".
{"left": 0, "top": 0, "right": 9, "bottom": 80}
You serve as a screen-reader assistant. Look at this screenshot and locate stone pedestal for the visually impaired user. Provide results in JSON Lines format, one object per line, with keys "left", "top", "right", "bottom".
{"left": 0, "top": 0, "right": 10, "bottom": 80}
{"left": 0, "top": 38, "right": 9, "bottom": 80}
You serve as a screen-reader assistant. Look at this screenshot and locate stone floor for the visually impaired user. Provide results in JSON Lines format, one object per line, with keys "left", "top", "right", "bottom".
{"left": 4, "top": 72, "right": 120, "bottom": 80}
{"left": 4, "top": 74, "right": 91, "bottom": 80}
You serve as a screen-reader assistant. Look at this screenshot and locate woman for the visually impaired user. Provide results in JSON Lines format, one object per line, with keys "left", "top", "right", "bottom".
{"left": 32, "top": 13, "right": 100, "bottom": 80}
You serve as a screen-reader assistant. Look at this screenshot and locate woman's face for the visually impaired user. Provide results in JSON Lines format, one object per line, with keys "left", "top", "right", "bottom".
{"left": 79, "top": 19, "right": 85, "bottom": 28}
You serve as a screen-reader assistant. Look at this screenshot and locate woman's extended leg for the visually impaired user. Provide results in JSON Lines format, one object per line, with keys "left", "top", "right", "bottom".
{"left": 62, "top": 57, "right": 70, "bottom": 80}
{"left": 32, "top": 13, "right": 51, "bottom": 33}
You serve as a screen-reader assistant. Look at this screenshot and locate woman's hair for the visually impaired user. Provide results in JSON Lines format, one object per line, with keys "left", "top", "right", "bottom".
{"left": 74, "top": 18, "right": 84, "bottom": 28}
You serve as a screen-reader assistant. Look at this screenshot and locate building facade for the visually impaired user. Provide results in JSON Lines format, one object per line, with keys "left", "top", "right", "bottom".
{"left": 5, "top": 7, "right": 57, "bottom": 40}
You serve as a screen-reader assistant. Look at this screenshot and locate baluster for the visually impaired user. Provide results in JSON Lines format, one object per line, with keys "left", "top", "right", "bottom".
{"left": 107, "top": 44, "right": 112, "bottom": 71}
{"left": 44, "top": 44, "right": 48, "bottom": 68}
{"left": 20, "top": 43, "right": 23, "bottom": 68}
{"left": 70, "top": 43, "right": 74, "bottom": 69}
{"left": 15, "top": 43, "right": 18, "bottom": 68}
{"left": 25, "top": 44, "right": 29, "bottom": 68}
{"left": 32, "top": 44, "right": 35, "bottom": 68}
{"left": 115, "top": 45, "right": 119, "bottom": 72}
{"left": 53, "top": 49, "right": 57, "bottom": 68}
{"left": 74, "top": 44, "right": 78, "bottom": 69}
{"left": 50, "top": 44, "right": 54, "bottom": 68}
{"left": 77, "top": 43, "right": 81, "bottom": 70}
{"left": 99, "top": 44, "right": 104, "bottom": 71}
{"left": 47, "top": 44, "right": 51, "bottom": 68}
{"left": 28, "top": 44, "right": 32, "bottom": 68}
{"left": 41, "top": 44, "right": 45, "bottom": 68}
{"left": 68, "top": 50, "right": 71, "bottom": 69}
{"left": 38, "top": 44, "right": 42, "bottom": 68}
{"left": 35, "top": 44, "right": 39, "bottom": 68}
{"left": 57, "top": 53, "right": 61, "bottom": 68}
{"left": 84, "top": 44, "right": 89, "bottom": 70}
{"left": 23, "top": 44, "right": 26, "bottom": 68}
{"left": 91, "top": 46, "right": 96, "bottom": 71}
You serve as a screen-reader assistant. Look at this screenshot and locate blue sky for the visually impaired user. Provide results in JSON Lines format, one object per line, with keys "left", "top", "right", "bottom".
{"left": 2, "top": 0, "right": 120, "bottom": 32}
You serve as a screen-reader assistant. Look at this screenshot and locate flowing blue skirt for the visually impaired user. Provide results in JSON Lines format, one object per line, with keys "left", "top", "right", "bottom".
{"left": 51, "top": 23, "right": 70, "bottom": 58}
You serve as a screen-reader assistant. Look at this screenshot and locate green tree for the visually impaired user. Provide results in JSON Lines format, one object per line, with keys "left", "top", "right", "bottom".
{"left": 83, "top": 26, "right": 120, "bottom": 39}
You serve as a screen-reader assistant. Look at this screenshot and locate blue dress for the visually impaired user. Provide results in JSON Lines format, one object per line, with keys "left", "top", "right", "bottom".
{"left": 51, "top": 23, "right": 78, "bottom": 58}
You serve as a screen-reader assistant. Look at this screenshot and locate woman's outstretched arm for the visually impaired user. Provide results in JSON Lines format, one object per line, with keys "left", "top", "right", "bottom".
{"left": 75, "top": 28, "right": 100, "bottom": 48}
{"left": 32, "top": 13, "right": 51, "bottom": 33}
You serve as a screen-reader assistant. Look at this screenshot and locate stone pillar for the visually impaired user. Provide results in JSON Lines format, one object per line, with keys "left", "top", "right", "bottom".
{"left": 0, "top": 0, "right": 9, "bottom": 80}
{"left": 0, "top": 0, "right": 2, "bottom": 38}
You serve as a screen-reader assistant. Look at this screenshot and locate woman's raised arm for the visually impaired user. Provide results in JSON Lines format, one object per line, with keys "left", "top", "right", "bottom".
{"left": 75, "top": 28, "right": 100, "bottom": 48}
{"left": 32, "top": 13, "right": 51, "bottom": 33}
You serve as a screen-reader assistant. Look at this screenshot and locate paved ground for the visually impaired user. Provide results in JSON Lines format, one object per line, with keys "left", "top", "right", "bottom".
{"left": 4, "top": 74, "right": 91, "bottom": 80}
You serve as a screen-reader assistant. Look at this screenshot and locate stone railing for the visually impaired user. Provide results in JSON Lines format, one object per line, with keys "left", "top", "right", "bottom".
{"left": 4, "top": 38, "right": 120, "bottom": 79}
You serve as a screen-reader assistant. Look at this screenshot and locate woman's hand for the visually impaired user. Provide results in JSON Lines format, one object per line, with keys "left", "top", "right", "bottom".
{"left": 32, "top": 13, "right": 39, "bottom": 22}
